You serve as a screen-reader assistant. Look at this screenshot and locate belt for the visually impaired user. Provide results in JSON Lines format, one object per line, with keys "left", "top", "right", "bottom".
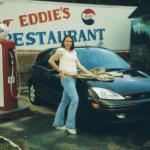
{"left": 65, "top": 74, "right": 78, "bottom": 79}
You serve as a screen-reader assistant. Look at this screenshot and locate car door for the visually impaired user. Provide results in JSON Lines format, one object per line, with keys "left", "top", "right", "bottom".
{"left": 45, "top": 68, "right": 62, "bottom": 104}
{"left": 35, "top": 49, "right": 63, "bottom": 104}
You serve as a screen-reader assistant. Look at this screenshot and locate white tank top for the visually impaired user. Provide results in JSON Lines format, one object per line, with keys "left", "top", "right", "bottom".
{"left": 57, "top": 48, "right": 78, "bottom": 75}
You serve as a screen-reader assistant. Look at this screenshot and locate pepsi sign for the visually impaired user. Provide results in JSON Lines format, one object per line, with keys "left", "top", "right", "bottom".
{"left": 81, "top": 9, "right": 95, "bottom": 25}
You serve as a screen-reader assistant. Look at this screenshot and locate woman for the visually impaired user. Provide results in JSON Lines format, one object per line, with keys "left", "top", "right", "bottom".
{"left": 48, "top": 35, "right": 92, "bottom": 135}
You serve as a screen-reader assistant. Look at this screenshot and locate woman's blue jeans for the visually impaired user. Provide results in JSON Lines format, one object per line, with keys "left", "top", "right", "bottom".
{"left": 53, "top": 76, "right": 79, "bottom": 129}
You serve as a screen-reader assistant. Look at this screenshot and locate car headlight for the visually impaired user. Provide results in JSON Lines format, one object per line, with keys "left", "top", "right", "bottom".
{"left": 88, "top": 87, "right": 124, "bottom": 100}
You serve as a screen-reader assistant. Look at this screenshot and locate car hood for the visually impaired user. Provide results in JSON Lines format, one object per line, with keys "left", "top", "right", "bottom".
{"left": 85, "top": 72, "right": 150, "bottom": 95}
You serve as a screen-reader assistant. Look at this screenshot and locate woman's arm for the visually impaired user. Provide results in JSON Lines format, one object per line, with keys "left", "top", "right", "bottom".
{"left": 48, "top": 50, "right": 65, "bottom": 79}
{"left": 76, "top": 58, "right": 93, "bottom": 74}
{"left": 48, "top": 51, "right": 61, "bottom": 73}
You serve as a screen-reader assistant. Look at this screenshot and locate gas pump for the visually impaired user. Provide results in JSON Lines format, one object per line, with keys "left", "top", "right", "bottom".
{"left": 0, "top": 39, "right": 18, "bottom": 110}
{"left": 0, "top": 24, "right": 29, "bottom": 121}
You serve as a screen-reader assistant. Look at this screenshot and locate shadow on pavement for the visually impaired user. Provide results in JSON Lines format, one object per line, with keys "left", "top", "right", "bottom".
{"left": 0, "top": 94, "right": 150, "bottom": 150}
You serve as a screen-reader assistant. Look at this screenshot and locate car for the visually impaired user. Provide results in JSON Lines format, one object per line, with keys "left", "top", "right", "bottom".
{"left": 28, "top": 46, "right": 150, "bottom": 126}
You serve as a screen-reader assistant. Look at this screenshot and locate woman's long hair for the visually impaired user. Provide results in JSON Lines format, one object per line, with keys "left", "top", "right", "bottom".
{"left": 61, "top": 35, "right": 74, "bottom": 51}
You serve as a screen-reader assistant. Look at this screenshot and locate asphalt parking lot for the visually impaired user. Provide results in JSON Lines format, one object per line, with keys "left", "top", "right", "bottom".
{"left": 0, "top": 94, "right": 150, "bottom": 150}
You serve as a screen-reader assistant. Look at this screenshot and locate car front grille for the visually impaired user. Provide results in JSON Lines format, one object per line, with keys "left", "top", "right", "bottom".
{"left": 129, "top": 92, "right": 150, "bottom": 100}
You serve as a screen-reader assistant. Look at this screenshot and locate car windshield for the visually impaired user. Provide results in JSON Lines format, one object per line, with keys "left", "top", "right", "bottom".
{"left": 76, "top": 47, "right": 130, "bottom": 71}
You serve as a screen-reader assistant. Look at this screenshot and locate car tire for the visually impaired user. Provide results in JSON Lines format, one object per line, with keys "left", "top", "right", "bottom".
{"left": 29, "top": 85, "right": 39, "bottom": 104}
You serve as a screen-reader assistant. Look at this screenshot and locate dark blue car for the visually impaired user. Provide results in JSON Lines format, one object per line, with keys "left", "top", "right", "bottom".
{"left": 28, "top": 47, "right": 150, "bottom": 126}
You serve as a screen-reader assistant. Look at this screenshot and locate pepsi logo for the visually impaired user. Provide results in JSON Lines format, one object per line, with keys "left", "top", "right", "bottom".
{"left": 81, "top": 8, "right": 95, "bottom": 25}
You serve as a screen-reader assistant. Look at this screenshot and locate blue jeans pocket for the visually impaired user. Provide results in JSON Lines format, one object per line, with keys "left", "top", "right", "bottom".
{"left": 61, "top": 76, "right": 71, "bottom": 82}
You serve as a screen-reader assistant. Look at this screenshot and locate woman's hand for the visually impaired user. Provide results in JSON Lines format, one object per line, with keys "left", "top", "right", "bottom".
{"left": 60, "top": 70, "right": 65, "bottom": 80}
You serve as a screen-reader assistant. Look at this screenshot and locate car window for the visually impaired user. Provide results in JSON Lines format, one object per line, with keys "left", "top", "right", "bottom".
{"left": 76, "top": 47, "right": 130, "bottom": 70}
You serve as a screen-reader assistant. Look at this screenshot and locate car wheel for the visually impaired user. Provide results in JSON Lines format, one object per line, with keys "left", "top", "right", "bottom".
{"left": 29, "top": 85, "right": 39, "bottom": 104}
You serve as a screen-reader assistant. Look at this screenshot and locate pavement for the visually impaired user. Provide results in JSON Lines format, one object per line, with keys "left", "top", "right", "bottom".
{"left": 0, "top": 95, "right": 109, "bottom": 150}
{"left": 1, "top": 94, "right": 150, "bottom": 150}
{"left": 0, "top": 94, "right": 55, "bottom": 150}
